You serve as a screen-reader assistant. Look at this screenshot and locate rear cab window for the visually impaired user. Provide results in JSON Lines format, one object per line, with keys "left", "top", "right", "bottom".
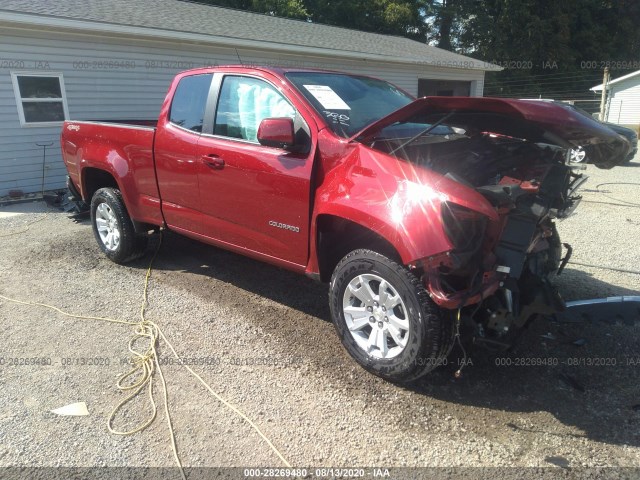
{"left": 169, "top": 74, "right": 213, "bottom": 132}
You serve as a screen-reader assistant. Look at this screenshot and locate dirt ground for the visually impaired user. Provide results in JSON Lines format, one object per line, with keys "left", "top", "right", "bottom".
{"left": 0, "top": 158, "right": 639, "bottom": 477}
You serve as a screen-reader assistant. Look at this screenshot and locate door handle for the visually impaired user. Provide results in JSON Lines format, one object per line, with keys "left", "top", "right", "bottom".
{"left": 201, "top": 154, "right": 225, "bottom": 170}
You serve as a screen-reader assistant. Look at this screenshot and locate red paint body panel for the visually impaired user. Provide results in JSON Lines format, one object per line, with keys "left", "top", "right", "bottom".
{"left": 257, "top": 117, "right": 295, "bottom": 146}
{"left": 195, "top": 134, "right": 314, "bottom": 266}
{"left": 61, "top": 122, "right": 162, "bottom": 226}
{"left": 311, "top": 125, "right": 499, "bottom": 263}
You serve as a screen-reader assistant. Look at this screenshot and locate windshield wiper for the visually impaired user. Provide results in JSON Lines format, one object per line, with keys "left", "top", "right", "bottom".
{"left": 389, "top": 111, "right": 455, "bottom": 156}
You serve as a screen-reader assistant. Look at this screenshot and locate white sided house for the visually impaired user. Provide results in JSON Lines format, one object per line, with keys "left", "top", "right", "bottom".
{"left": 0, "top": 0, "right": 498, "bottom": 197}
{"left": 591, "top": 70, "right": 640, "bottom": 132}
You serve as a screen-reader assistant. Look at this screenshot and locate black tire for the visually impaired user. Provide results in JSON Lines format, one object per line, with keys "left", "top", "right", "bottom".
{"left": 90, "top": 188, "right": 148, "bottom": 264}
{"left": 329, "top": 249, "right": 454, "bottom": 383}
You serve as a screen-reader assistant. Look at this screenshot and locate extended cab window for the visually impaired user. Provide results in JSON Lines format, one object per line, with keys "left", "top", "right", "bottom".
{"left": 214, "top": 76, "right": 295, "bottom": 142}
{"left": 169, "top": 74, "right": 212, "bottom": 132}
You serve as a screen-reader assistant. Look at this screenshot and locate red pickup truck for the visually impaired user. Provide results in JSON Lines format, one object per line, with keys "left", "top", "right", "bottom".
{"left": 62, "top": 66, "right": 629, "bottom": 382}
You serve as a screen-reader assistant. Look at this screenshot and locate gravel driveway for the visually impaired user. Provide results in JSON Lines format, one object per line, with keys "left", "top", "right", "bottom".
{"left": 0, "top": 160, "right": 639, "bottom": 477}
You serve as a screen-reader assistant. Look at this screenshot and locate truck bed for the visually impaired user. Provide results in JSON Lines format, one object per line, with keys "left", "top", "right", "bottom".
{"left": 61, "top": 119, "right": 162, "bottom": 227}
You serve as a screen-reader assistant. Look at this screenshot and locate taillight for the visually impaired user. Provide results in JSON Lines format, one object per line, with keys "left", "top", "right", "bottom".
{"left": 441, "top": 202, "right": 487, "bottom": 253}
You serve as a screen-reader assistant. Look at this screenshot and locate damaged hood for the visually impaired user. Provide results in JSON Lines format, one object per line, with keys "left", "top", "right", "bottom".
{"left": 352, "top": 97, "right": 630, "bottom": 168}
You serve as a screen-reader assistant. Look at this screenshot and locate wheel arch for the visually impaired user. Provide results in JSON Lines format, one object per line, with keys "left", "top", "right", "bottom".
{"left": 315, "top": 214, "right": 402, "bottom": 282}
{"left": 82, "top": 167, "right": 120, "bottom": 202}
{"left": 82, "top": 168, "right": 155, "bottom": 234}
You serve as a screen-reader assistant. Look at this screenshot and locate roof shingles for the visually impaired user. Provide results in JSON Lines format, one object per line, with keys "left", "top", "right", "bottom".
{"left": 0, "top": 0, "right": 497, "bottom": 70}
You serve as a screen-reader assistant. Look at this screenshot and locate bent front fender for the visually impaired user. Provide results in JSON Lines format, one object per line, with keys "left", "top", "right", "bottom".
{"left": 311, "top": 144, "right": 497, "bottom": 267}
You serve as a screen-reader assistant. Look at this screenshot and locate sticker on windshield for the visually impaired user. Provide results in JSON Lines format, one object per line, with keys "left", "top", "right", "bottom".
{"left": 303, "top": 85, "right": 351, "bottom": 110}
{"left": 324, "top": 111, "right": 350, "bottom": 126}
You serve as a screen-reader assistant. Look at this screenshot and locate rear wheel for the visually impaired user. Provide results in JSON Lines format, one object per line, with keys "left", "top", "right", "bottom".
{"left": 329, "top": 249, "right": 454, "bottom": 382}
{"left": 91, "top": 188, "right": 148, "bottom": 264}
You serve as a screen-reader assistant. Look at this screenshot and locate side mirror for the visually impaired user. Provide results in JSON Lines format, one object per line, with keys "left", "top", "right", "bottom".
{"left": 257, "top": 117, "right": 295, "bottom": 148}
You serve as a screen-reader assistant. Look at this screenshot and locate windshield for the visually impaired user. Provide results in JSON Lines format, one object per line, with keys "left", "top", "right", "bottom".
{"left": 285, "top": 72, "right": 413, "bottom": 137}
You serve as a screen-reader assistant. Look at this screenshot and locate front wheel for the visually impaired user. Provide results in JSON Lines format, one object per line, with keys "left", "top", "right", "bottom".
{"left": 91, "top": 188, "right": 148, "bottom": 264}
{"left": 329, "top": 249, "right": 454, "bottom": 383}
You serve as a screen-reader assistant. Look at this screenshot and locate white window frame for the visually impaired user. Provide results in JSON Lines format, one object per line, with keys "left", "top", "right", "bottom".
{"left": 10, "top": 71, "right": 70, "bottom": 127}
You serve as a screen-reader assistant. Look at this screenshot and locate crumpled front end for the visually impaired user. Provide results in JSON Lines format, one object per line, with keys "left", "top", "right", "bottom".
{"left": 349, "top": 97, "right": 629, "bottom": 348}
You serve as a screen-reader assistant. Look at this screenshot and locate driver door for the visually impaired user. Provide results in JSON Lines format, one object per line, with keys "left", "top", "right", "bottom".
{"left": 196, "top": 74, "right": 314, "bottom": 267}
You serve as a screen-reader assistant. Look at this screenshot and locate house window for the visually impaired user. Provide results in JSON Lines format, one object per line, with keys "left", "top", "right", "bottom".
{"left": 11, "top": 72, "right": 70, "bottom": 126}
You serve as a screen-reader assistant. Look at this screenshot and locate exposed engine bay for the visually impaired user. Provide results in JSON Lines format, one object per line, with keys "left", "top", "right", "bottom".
{"left": 373, "top": 129, "right": 589, "bottom": 349}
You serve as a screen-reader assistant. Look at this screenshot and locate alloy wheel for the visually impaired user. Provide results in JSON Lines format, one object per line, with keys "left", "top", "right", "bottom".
{"left": 342, "top": 273, "right": 410, "bottom": 359}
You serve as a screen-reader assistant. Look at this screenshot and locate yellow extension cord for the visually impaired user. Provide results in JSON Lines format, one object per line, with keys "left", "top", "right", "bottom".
{"left": 0, "top": 224, "right": 291, "bottom": 477}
